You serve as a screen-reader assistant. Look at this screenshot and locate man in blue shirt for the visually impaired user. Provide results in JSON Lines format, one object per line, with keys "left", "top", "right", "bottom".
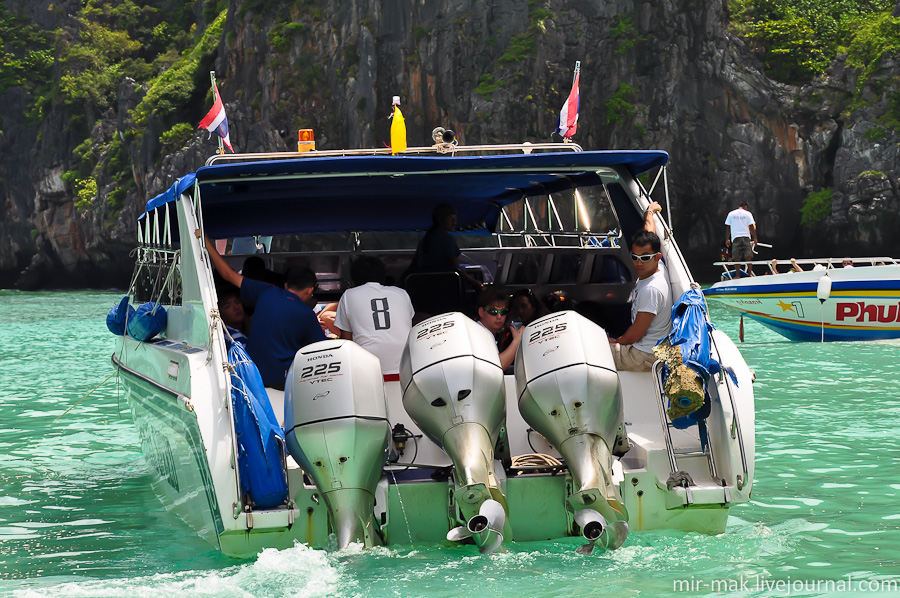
{"left": 205, "top": 237, "right": 326, "bottom": 389}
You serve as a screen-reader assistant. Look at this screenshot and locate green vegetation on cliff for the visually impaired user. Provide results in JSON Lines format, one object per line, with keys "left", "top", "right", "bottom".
{"left": 800, "top": 187, "right": 834, "bottom": 227}
{"left": 730, "top": 0, "right": 898, "bottom": 84}
{"left": 0, "top": 4, "right": 53, "bottom": 108}
{"left": 12, "top": 0, "right": 228, "bottom": 213}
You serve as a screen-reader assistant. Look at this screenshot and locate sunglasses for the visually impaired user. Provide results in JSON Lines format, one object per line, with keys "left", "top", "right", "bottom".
{"left": 484, "top": 307, "right": 509, "bottom": 316}
{"left": 631, "top": 253, "right": 659, "bottom": 262}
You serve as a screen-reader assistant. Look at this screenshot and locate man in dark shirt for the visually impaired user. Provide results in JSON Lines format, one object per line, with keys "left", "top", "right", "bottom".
{"left": 205, "top": 237, "right": 326, "bottom": 389}
{"left": 412, "top": 204, "right": 482, "bottom": 289}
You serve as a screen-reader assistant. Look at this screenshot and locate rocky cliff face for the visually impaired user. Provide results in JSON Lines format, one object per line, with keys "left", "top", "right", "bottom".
{"left": 1, "top": 0, "right": 899, "bottom": 288}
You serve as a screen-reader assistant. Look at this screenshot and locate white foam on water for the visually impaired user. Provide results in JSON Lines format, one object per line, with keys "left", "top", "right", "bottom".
{"left": 0, "top": 497, "right": 37, "bottom": 506}
{"left": 769, "top": 497, "right": 823, "bottom": 506}
{"left": 10, "top": 542, "right": 345, "bottom": 598}
{"left": 821, "top": 528, "right": 885, "bottom": 536}
{"left": 749, "top": 501, "right": 801, "bottom": 510}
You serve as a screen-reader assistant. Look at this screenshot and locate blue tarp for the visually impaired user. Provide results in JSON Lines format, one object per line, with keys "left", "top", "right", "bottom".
{"left": 666, "top": 289, "right": 721, "bottom": 380}
{"left": 139, "top": 151, "right": 668, "bottom": 238}
{"left": 140, "top": 173, "right": 196, "bottom": 218}
{"left": 659, "top": 289, "right": 721, "bottom": 429}
{"left": 126, "top": 302, "right": 168, "bottom": 342}
{"left": 228, "top": 342, "right": 289, "bottom": 509}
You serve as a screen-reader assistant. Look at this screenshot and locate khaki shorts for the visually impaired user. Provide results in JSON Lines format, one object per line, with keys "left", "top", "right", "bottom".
{"left": 611, "top": 343, "right": 657, "bottom": 372}
{"left": 731, "top": 237, "right": 753, "bottom": 262}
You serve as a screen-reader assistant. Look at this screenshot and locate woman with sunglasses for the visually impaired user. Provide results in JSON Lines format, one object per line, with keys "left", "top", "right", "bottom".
{"left": 608, "top": 202, "right": 674, "bottom": 372}
{"left": 475, "top": 287, "right": 522, "bottom": 371}
{"left": 510, "top": 288, "right": 548, "bottom": 327}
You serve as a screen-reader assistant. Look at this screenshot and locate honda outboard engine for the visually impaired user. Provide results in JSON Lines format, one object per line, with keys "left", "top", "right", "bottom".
{"left": 514, "top": 311, "right": 629, "bottom": 553}
{"left": 400, "top": 312, "right": 509, "bottom": 554}
{"left": 284, "top": 340, "right": 390, "bottom": 549}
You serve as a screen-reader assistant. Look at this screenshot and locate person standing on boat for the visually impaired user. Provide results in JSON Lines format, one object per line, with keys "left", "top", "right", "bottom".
{"left": 608, "top": 202, "right": 673, "bottom": 372}
{"left": 724, "top": 201, "right": 758, "bottom": 276}
{"left": 409, "top": 204, "right": 484, "bottom": 290}
{"left": 334, "top": 256, "right": 414, "bottom": 377}
{"left": 205, "top": 237, "right": 326, "bottom": 389}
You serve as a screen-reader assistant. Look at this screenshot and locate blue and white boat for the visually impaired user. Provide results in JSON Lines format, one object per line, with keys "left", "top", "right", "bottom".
{"left": 110, "top": 136, "right": 755, "bottom": 556}
{"left": 704, "top": 257, "right": 900, "bottom": 341}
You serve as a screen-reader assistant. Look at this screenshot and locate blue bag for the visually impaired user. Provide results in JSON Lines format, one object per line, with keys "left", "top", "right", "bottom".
{"left": 106, "top": 296, "right": 135, "bottom": 336}
{"left": 126, "top": 302, "right": 168, "bottom": 342}
{"left": 228, "top": 342, "right": 289, "bottom": 509}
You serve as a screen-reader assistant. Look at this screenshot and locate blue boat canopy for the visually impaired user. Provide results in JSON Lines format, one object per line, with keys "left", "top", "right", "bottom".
{"left": 140, "top": 150, "right": 668, "bottom": 237}
{"left": 141, "top": 173, "right": 196, "bottom": 216}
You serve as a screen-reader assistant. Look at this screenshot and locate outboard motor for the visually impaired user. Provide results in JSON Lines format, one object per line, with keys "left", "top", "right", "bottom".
{"left": 400, "top": 313, "right": 509, "bottom": 554}
{"left": 514, "top": 311, "right": 629, "bottom": 553}
{"left": 284, "top": 340, "right": 390, "bottom": 549}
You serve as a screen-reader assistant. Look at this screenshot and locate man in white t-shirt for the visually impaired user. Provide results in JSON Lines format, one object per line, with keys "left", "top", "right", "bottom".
{"left": 608, "top": 202, "right": 673, "bottom": 372}
{"left": 725, "top": 201, "right": 758, "bottom": 276}
{"left": 334, "top": 256, "right": 414, "bottom": 376}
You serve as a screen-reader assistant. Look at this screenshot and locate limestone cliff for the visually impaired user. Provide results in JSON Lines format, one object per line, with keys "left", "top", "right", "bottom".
{"left": 1, "top": 0, "right": 899, "bottom": 289}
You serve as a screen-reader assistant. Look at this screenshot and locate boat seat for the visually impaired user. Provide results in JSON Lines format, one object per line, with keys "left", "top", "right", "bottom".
{"left": 266, "top": 387, "right": 285, "bottom": 428}
{"left": 404, "top": 271, "right": 466, "bottom": 317}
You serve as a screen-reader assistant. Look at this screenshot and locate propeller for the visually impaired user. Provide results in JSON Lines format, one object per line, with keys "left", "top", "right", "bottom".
{"left": 446, "top": 499, "right": 505, "bottom": 554}
{"left": 574, "top": 508, "right": 629, "bottom": 555}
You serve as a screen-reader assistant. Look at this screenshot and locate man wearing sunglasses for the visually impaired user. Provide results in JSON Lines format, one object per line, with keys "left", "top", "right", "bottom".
{"left": 608, "top": 202, "right": 673, "bottom": 372}
{"left": 476, "top": 288, "right": 522, "bottom": 370}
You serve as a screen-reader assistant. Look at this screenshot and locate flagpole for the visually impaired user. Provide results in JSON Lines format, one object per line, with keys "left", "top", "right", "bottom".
{"left": 563, "top": 61, "right": 580, "bottom": 144}
{"left": 209, "top": 71, "right": 224, "bottom": 155}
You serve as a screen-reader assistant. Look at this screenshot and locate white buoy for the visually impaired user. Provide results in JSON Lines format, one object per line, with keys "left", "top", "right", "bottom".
{"left": 817, "top": 274, "right": 831, "bottom": 342}
{"left": 816, "top": 275, "right": 832, "bottom": 303}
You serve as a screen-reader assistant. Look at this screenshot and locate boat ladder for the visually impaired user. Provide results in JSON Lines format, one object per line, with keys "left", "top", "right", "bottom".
{"left": 651, "top": 361, "right": 727, "bottom": 505}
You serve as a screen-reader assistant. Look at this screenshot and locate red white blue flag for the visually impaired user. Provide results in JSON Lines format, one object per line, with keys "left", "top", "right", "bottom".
{"left": 554, "top": 66, "right": 580, "bottom": 139}
{"left": 198, "top": 84, "right": 233, "bottom": 152}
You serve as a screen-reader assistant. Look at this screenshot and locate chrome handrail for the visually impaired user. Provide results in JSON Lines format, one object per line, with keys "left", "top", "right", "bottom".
{"left": 708, "top": 334, "right": 750, "bottom": 492}
{"left": 714, "top": 256, "right": 899, "bottom": 269}
{"left": 651, "top": 361, "right": 680, "bottom": 476}
{"left": 206, "top": 142, "right": 583, "bottom": 166}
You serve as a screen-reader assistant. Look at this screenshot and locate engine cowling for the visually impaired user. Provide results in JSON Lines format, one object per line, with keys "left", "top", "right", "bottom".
{"left": 399, "top": 312, "right": 509, "bottom": 553}
{"left": 515, "top": 310, "right": 623, "bottom": 446}
{"left": 514, "top": 311, "right": 629, "bottom": 551}
{"left": 284, "top": 339, "right": 389, "bottom": 549}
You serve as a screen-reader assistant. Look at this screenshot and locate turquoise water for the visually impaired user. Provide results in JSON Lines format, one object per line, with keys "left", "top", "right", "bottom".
{"left": 1, "top": 290, "right": 899, "bottom": 597}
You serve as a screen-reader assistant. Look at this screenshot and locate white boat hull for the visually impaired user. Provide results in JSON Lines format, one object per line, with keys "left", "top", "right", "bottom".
{"left": 705, "top": 265, "right": 900, "bottom": 341}
{"left": 111, "top": 143, "right": 755, "bottom": 556}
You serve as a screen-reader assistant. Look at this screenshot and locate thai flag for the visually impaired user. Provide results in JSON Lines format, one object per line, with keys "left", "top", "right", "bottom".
{"left": 554, "top": 70, "right": 580, "bottom": 139}
{"left": 198, "top": 84, "right": 233, "bottom": 152}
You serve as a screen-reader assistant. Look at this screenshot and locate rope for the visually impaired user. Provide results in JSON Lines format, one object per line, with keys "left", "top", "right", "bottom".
{"left": 511, "top": 453, "right": 563, "bottom": 468}
{"left": 149, "top": 250, "right": 180, "bottom": 316}
{"left": 53, "top": 370, "right": 118, "bottom": 421}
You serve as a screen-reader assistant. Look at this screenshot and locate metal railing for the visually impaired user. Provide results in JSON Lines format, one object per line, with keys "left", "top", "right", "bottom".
{"left": 714, "top": 256, "right": 899, "bottom": 276}
{"left": 206, "top": 142, "right": 583, "bottom": 166}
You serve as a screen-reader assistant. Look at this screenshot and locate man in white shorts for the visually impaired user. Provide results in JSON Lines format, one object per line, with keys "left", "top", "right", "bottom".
{"left": 608, "top": 203, "right": 673, "bottom": 372}
{"left": 334, "top": 256, "right": 414, "bottom": 378}
{"left": 725, "top": 201, "right": 758, "bottom": 275}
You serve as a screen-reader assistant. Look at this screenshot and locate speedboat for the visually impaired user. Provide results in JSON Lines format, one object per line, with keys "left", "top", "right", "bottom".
{"left": 704, "top": 257, "right": 900, "bottom": 341}
{"left": 109, "top": 135, "right": 755, "bottom": 556}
